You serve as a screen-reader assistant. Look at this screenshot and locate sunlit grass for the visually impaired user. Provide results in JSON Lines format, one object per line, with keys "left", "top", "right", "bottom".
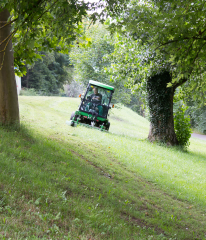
{"left": 0, "top": 96, "right": 206, "bottom": 239}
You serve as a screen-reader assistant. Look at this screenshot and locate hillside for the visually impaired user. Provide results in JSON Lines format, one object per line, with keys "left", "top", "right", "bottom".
{"left": 0, "top": 96, "right": 206, "bottom": 239}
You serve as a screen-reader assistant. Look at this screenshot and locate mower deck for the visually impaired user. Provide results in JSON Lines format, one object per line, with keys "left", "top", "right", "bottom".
{"left": 66, "top": 120, "right": 108, "bottom": 132}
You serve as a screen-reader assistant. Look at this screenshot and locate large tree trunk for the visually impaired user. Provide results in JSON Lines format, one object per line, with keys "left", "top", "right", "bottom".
{"left": 147, "top": 71, "right": 178, "bottom": 145}
{"left": 0, "top": 9, "right": 20, "bottom": 126}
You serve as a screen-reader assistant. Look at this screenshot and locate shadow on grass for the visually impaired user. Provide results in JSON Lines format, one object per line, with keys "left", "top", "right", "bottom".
{"left": 0, "top": 123, "right": 206, "bottom": 239}
{"left": 0, "top": 123, "right": 163, "bottom": 238}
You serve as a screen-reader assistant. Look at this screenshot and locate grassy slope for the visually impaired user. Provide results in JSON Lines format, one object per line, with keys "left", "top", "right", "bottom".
{"left": 0, "top": 96, "right": 206, "bottom": 239}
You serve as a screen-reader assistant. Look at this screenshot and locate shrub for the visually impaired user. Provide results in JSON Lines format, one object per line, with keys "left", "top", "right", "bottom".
{"left": 174, "top": 105, "right": 192, "bottom": 148}
{"left": 20, "top": 88, "right": 38, "bottom": 96}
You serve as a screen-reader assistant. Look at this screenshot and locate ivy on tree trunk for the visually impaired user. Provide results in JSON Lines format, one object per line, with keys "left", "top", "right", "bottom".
{"left": 147, "top": 71, "right": 178, "bottom": 145}
{"left": 0, "top": 9, "right": 19, "bottom": 126}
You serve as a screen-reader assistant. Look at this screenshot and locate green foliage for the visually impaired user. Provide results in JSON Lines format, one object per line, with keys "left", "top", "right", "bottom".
{"left": 106, "top": 33, "right": 177, "bottom": 143}
{"left": 1, "top": 0, "right": 127, "bottom": 76}
{"left": 21, "top": 52, "right": 71, "bottom": 95}
{"left": 126, "top": 94, "right": 146, "bottom": 117}
{"left": 70, "top": 22, "right": 132, "bottom": 105}
{"left": 104, "top": 33, "right": 154, "bottom": 106}
{"left": 194, "top": 108, "right": 206, "bottom": 134}
{"left": 105, "top": 2, "right": 206, "bottom": 144}
{"left": 174, "top": 106, "right": 192, "bottom": 148}
{"left": 185, "top": 101, "right": 206, "bottom": 134}
{"left": 109, "top": 0, "right": 206, "bottom": 80}
{"left": 0, "top": 0, "right": 89, "bottom": 75}
{"left": 105, "top": 0, "right": 206, "bottom": 133}
{"left": 20, "top": 88, "right": 38, "bottom": 96}
{"left": 70, "top": 23, "right": 113, "bottom": 85}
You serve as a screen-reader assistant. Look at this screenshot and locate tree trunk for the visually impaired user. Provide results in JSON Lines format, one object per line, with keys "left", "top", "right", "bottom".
{"left": 147, "top": 71, "right": 178, "bottom": 145}
{"left": 0, "top": 9, "right": 20, "bottom": 126}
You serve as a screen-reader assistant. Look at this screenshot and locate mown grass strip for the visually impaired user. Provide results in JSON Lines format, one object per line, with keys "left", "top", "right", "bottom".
{"left": 0, "top": 96, "right": 206, "bottom": 239}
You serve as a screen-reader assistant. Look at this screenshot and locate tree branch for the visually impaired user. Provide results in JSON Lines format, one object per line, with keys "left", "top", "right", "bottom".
{"left": 173, "top": 41, "right": 206, "bottom": 89}
{"left": 36, "top": 0, "right": 59, "bottom": 22}
{"left": 0, "top": 31, "right": 16, "bottom": 70}
{"left": 155, "top": 36, "right": 206, "bottom": 50}
{"left": 0, "top": 1, "right": 46, "bottom": 32}
{"left": 0, "top": 29, "right": 17, "bottom": 47}
{"left": 173, "top": 78, "right": 188, "bottom": 89}
{"left": 0, "top": 18, "right": 18, "bottom": 30}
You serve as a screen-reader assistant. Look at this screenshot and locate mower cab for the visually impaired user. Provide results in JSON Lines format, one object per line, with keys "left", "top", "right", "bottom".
{"left": 68, "top": 80, "right": 115, "bottom": 131}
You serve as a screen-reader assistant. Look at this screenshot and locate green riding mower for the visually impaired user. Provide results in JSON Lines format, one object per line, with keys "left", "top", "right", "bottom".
{"left": 67, "top": 80, "right": 115, "bottom": 131}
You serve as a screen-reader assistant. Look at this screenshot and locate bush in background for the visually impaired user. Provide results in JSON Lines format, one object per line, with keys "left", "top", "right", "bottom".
{"left": 174, "top": 105, "right": 192, "bottom": 148}
{"left": 20, "top": 88, "right": 38, "bottom": 96}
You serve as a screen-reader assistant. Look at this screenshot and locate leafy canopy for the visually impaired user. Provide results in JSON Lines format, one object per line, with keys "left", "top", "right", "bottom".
{"left": 107, "top": 0, "right": 206, "bottom": 102}
{"left": 118, "top": 0, "right": 206, "bottom": 70}
{"left": 1, "top": 0, "right": 129, "bottom": 76}
{"left": 22, "top": 52, "right": 71, "bottom": 95}
{"left": 0, "top": 0, "right": 89, "bottom": 75}
{"left": 70, "top": 22, "right": 132, "bottom": 104}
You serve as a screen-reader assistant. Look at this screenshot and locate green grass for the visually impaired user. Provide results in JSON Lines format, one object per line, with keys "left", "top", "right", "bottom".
{"left": 0, "top": 96, "right": 206, "bottom": 239}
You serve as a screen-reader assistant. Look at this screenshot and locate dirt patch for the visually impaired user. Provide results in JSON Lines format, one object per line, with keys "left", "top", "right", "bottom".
{"left": 0, "top": 184, "right": 4, "bottom": 191}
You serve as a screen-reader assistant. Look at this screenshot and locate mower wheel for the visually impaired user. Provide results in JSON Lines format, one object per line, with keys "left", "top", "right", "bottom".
{"left": 105, "top": 122, "right": 110, "bottom": 131}
{"left": 70, "top": 112, "right": 76, "bottom": 120}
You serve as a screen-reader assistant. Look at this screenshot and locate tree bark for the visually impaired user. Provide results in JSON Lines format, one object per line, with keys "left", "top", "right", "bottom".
{"left": 0, "top": 9, "right": 20, "bottom": 126}
{"left": 147, "top": 71, "right": 178, "bottom": 145}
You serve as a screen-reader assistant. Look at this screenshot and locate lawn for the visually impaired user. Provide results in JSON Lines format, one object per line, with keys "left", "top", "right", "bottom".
{"left": 0, "top": 96, "right": 206, "bottom": 239}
